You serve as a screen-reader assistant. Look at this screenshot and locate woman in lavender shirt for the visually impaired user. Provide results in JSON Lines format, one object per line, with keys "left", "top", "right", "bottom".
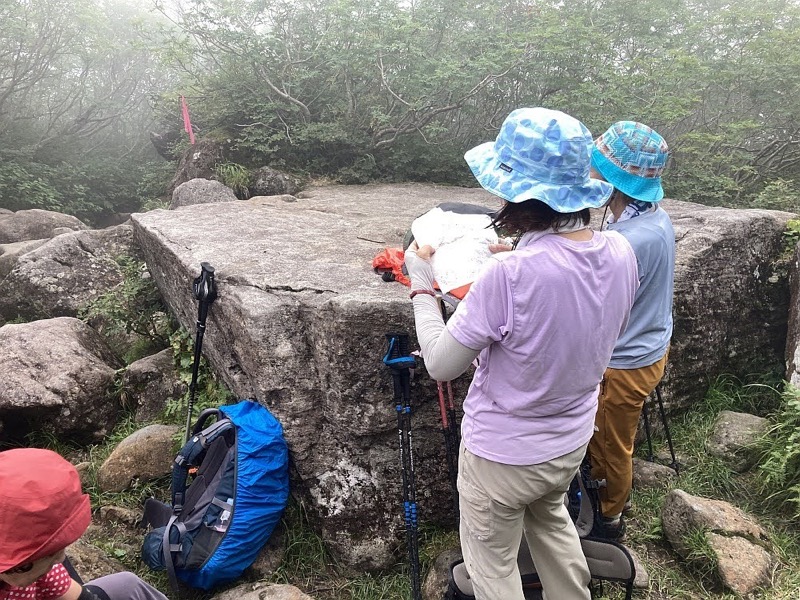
{"left": 404, "top": 107, "right": 638, "bottom": 600}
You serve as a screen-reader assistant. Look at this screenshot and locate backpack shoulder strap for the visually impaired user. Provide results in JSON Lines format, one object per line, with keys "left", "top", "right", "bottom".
{"left": 171, "top": 418, "right": 235, "bottom": 511}
{"left": 574, "top": 468, "right": 597, "bottom": 537}
{"left": 162, "top": 515, "right": 182, "bottom": 595}
{"left": 570, "top": 455, "right": 607, "bottom": 539}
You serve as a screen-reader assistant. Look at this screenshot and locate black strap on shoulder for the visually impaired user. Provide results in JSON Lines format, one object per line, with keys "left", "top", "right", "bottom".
{"left": 171, "top": 417, "right": 234, "bottom": 510}
{"left": 162, "top": 514, "right": 181, "bottom": 595}
{"left": 61, "top": 557, "right": 83, "bottom": 585}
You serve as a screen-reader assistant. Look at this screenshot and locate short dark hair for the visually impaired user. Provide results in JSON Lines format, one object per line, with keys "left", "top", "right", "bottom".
{"left": 491, "top": 199, "right": 589, "bottom": 242}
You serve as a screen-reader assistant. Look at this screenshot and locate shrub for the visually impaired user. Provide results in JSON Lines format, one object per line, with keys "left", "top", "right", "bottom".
{"left": 757, "top": 383, "right": 800, "bottom": 521}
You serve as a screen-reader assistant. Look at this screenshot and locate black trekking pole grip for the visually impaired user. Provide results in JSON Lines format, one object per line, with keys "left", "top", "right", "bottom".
{"left": 194, "top": 262, "right": 218, "bottom": 318}
{"left": 185, "top": 262, "right": 218, "bottom": 442}
{"left": 383, "top": 333, "right": 415, "bottom": 365}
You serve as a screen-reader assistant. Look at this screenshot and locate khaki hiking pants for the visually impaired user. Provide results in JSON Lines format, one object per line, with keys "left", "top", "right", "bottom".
{"left": 587, "top": 351, "right": 668, "bottom": 518}
{"left": 458, "top": 441, "right": 591, "bottom": 600}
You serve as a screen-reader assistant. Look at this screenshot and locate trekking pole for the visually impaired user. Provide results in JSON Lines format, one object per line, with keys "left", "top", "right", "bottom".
{"left": 654, "top": 385, "right": 680, "bottom": 474}
{"left": 383, "top": 333, "right": 422, "bottom": 600}
{"left": 184, "top": 262, "right": 218, "bottom": 442}
{"left": 436, "top": 381, "right": 460, "bottom": 521}
{"left": 640, "top": 400, "right": 656, "bottom": 463}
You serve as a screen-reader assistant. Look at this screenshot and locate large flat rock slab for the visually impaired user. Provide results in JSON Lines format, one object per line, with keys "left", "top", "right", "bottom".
{"left": 132, "top": 184, "right": 495, "bottom": 569}
{"left": 130, "top": 183, "right": 792, "bottom": 569}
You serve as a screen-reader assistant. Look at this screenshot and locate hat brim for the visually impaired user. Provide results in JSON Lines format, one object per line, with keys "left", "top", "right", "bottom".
{"left": 465, "top": 142, "right": 613, "bottom": 212}
{"left": 591, "top": 147, "right": 664, "bottom": 202}
{"left": 0, "top": 494, "right": 91, "bottom": 571}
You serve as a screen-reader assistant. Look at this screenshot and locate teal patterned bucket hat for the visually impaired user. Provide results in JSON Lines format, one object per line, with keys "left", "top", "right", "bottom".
{"left": 464, "top": 107, "right": 613, "bottom": 212}
{"left": 591, "top": 121, "right": 669, "bottom": 202}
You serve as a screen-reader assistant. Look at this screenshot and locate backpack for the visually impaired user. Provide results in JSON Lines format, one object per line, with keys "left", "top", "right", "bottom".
{"left": 141, "top": 399, "right": 289, "bottom": 591}
{"left": 445, "top": 459, "right": 636, "bottom": 600}
{"left": 446, "top": 535, "right": 635, "bottom": 600}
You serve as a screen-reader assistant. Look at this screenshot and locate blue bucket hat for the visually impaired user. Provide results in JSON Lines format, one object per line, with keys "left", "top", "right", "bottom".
{"left": 591, "top": 121, "right": 669, "bottom": 202}
{"left": 464, "top": 107, "right": 613, "bottom": 212}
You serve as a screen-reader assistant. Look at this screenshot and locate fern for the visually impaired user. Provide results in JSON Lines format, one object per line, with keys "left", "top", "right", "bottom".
{"left": 757, "top": 384, "right": 800, "bottom": 520}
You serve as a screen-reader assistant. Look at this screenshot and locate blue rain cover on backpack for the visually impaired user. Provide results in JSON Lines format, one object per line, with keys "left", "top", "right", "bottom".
{"left": 142, "top": 399, "right": 289, "bottom": 590}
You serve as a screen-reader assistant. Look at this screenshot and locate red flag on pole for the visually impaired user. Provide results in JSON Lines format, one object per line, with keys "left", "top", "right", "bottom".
{"left": 181, "top": 95, "right": 196, "bottom": 145}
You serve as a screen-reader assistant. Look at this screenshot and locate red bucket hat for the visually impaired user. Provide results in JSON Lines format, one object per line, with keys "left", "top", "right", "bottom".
{"left": 0, "top": 448, "right": 91, "bottom": 572}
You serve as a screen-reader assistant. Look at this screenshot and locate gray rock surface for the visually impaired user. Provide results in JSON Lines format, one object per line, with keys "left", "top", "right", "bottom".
{"left": 786, "top": 241, "right": 800, "bottom": 384}
{"left": 423, "top": 548, "right": 462, "bottom": 600}
{"left": 626, "top": 546, "right": 650, "bottom": 589}
{"left": 122, "top": 349, "right": 186, "bottom": 422}
{"left": 132, "top": 183, "right": 486, "bottom": 568}
{"left": 706, "top": 410, "right": 769, "bottom": 472}
{"left": 169, "top": 140, "right": 225, "bottom": 194}
{"left": 0, "top": 317, "right": 121, "bottom": 444}
{"left": 211, "top": 582, "right": 315, "bottom": 600}
{"left": 662, "top": 489, "right": 769, "bottom": 549}
{"left": 99, "top": 505, "right": 142, "bottom": 527}
{"left": 706, "top": 531, "right": 773, "bottom": 596}
{"left": 632, "top": 457, "right": 678, "bottom": 490}
{"left": 250, "top": 166, "right": 302, "bottom": 197}
{"left": 0, "top": 223, "right": 138, "bottom": 323}
{"left": 0, "top": 238, "right": 48, "bottom": 278}
{"left": 97, "top": 424, "right": 180, "bottom": 493}
{"left": 662, "top": 489, "right": 772, "bottom": 595}
{"left": 66, "top": 535, "right": 127, "bottom": 582}
{"left": 0, "top": 208, "right": 88, "bottom": 244}
{"left": 665, "top": 200, "right": 793, "bottom": 423}
{"left": 130, "top": 184, "right": 792, "bottom": 569}
{"left": 170, "top": 178, "right": 237, "bottom": 209}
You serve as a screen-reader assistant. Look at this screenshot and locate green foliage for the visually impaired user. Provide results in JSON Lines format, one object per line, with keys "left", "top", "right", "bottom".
{"left": 5, "top": 0, "right": 800, "bottom": 211}
{"left": 80, "top": 256, "right": 172, "bottom": 364}
{"left": 0, "top": 0, "right": 173, "bottom": 223}
{"left": 666, "top": 375, "right": 782, "bottom": 501}
{"left": 626, "top": 376, "right": 800, "bottom": 597}
{"left": 781, "top": 219, "right": 800, "bottom": 261}
{"left": 140, "top": 196, "right": 171, "bottom": 211}
{"left": 163, "top": 328, "right": 235, "bottom": 425}
{"left": 682, "top": 528, "right": 720, "bottom": 583}
{"left": 751, "top": 178, "right": 800, "bottom": 213}
{"left": 0, "top": 161, "right": 64, "bottom": 212}
{"left": 756, "top": 384, "right": 800, "bottom": 521}
{"left": 268, "top": 501, "right": 335, "bottom": 590}
{"left": 214, "top": 162, "right": 252, "bottom": 199}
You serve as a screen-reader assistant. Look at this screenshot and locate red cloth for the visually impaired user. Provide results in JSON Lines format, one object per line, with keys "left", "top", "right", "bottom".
{"left": 372, "top": 247, "right": 411, "bottom": 286}
{"left": 0, "top": 449, "right": 91, "bottom": 571}
{"left": 181, "top": 95, "right": 196, "bottom": 145}
{"left": 0, "top": 563, "right": 73, "bottom": 600}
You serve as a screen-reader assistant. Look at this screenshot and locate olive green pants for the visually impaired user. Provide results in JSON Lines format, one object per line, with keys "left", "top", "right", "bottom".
{"left": 587, "top": 352, "right": 668, "bottom": 517}
{"left": 458, "top": 442, "right": 590, "bottom": 600}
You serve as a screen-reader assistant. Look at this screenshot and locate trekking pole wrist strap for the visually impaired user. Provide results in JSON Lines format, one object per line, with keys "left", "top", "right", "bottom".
{"left": 409, "top": 289, "right": 436, "bottom": 299}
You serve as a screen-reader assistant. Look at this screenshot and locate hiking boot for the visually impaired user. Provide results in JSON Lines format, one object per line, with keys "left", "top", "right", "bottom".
{"left": 622, "top": 497, "right": 633, "bottom": 515}
{"left": 590, "top": 515, "right": 626, "bottom": 540}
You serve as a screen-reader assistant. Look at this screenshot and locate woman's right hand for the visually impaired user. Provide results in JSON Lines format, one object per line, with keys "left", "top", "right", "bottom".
{"left": 488, "top": 243, "right": 513, "bottom": 253}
